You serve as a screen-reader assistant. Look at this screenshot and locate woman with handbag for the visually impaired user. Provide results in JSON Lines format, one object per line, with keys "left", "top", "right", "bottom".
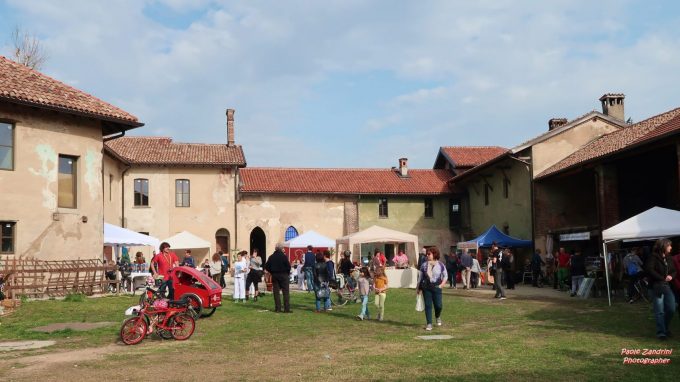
{"left": 417, "top": 246, "right": 448, "bottom": 331}
{"left": 644, "top": 239, "right": 676, "bottom": 340}
{"left": 313, "top": 251, "right": 331, "bottom": 312}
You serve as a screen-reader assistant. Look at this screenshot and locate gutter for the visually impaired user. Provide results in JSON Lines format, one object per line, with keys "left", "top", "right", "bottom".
{"left": 121, "top": 163, "right": 131, "bottom": 228}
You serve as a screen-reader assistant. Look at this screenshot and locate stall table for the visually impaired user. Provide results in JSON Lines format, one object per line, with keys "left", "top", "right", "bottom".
{"left": 385, "top": 267, "right": 418, "bottom": 288}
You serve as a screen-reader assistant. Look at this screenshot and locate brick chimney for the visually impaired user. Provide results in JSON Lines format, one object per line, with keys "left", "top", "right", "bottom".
{"left": 599, "top": 93, "right": 625, "bottom": 122}
{"left": 226, "top": 108, "right": 235, "bottom": 147}
{"left": 548, "top": 118, "right": 568, "bottom": 131}
{"left": 398, "top": 158, "right": 408, "bottom": 177}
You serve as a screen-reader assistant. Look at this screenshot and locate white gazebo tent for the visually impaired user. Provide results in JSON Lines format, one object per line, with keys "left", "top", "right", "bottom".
{"left": 104, "top": 223, "right": 160, "bottom": 261}
{"left": 336, "top": 225, "right": 419, "bottom": 288}
{"left": 162, "top": 231, "right": 212, "bottom": 263}
{"left": 285, "top": 230, "right": 335, "bottom": 248}
{"left": 601, "top": 206, "right": 680, "bottom": 305}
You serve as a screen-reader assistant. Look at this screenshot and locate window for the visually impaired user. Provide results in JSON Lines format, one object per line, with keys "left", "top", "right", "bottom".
{"left": 109, "top": 174, "right": 113, "bottom": 201}
{"left": 378, "top": 198, "right": 388, "bottom": 218}
{"left": 0, "top": 122, "right": 13, "bottom": 170}
{"left": 424, "top": 198, "right": 434, "bottom": 218}
{"left": 58, "top": 155, "right": 77, "bottom": 208}
{"left": 1, "top": 222, "right": 15, "bottom": 253}
{"left": 134, "top": 179, "right": 149, "bottom": 206}
{"left": 503, "top": 178, "right": 510, "bottom": 199}
{"left": 175, "top": 179, "right": 190, "bottom": 207}
{"left": 284, "top": 226, "right": 299, "bottom": 241}
{"left": 484, "top": 184, "right": 490, "bottom": 206}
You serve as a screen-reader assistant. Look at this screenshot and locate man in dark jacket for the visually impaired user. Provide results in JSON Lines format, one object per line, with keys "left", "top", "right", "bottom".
{"left": 264, "top": 243, "right": 292, "bottom": 313}
{"left": 531, "top": 249, "right": 545, "bottom": 287}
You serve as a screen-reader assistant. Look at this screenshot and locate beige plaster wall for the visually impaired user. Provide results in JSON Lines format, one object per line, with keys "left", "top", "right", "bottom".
{"left": 532, "top": 118, "right": 620, "bottom": 177}
{"left": 120, "top": 166, "right": 238, "bottom": 263}
{"left": 102, "top": 153, "right": 123, "bottom": 226}
{"left": 0, "top": 103, "right": 104, "bottom": 260}
{"left": 237, "top": 194, "right": 354, "bottom": 259}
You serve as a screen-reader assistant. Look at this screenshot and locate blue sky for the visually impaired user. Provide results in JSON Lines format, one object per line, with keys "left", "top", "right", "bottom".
{"left": 2, "top": 0, "right": 680, "bottom": 168}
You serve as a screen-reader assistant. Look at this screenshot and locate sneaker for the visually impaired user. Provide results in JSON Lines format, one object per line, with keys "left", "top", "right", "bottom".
{"left": 425, "top": 324, "right": 433, "bottom": 331}
{"left": 327, "top": 308, "right": 333, "bottom": 311}
{"left": 356, "top": 315, "right": 363, "bottom": 321}
{"left": 436, "top": 318, "right": 442, "bottom": 326}
{"left": 499, "top": 297, "right": 507, "bottom": 300}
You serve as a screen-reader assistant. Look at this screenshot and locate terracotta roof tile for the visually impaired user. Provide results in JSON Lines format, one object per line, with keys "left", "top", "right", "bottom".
{"left": 0, "top": 56, "right": 140, "bottom": 126}
{"left": 439, "top": 146, "right": 508, "bottom": 168}
{"left": 105, "top": 136, "right": 246, "bottom": 166}
{"left": 240, "top": 168, "right": 455, "bottom": 195}
{"left": 537, "top": 107, "right": 680, "bottom": 179}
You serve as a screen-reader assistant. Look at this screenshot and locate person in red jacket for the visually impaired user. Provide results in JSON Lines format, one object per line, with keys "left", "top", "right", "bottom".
{"left": 556, "top": 248, "right": 571, "bottom": 291}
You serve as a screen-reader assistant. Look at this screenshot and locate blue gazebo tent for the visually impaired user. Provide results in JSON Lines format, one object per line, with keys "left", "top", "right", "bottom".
{"left": 457, "top": 225, "right": 531, "bottom": 250}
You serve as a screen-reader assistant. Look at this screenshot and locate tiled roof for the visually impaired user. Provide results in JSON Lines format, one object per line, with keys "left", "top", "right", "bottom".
{"left": 240, "top": 168, "right": 455, "bottom": 195}
{"left": 0, "top": 56, "right": 141, "bottom": 127}
{"left": 439, "top": 146, "right": 508, "bottom": 168}
{"left": 537, "top": 107, "right": 680, "bottom": 179}
{"left": 105, "top": 136, "right": 246, "bottom": 166}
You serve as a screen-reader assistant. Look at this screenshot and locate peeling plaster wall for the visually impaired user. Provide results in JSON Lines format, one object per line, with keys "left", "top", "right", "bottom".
{"left": 122, "top": 166, "right": 238, "bottom": 263}
{"left": 0, "top": 103, "right": 104, "bottom": 260}
{"left": 237, "top": 194, "right": 353, "bottom": 258}
{"left": 102, "top": 153, "right": 123, "bottom": 226}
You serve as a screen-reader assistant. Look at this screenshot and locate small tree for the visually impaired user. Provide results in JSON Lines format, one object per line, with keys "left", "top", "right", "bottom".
{"left": 11, "top": 26, "right": 48, "bottom": 70}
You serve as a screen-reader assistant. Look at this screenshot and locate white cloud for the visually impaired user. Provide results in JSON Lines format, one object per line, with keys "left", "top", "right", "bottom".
{"left": 3, "top": 0, "right": 680, "bottom": 169}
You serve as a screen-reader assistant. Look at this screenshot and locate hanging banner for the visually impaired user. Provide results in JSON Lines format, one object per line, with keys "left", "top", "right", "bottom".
{"left": 559, "top": 232, "right": 590, "bottom": 241}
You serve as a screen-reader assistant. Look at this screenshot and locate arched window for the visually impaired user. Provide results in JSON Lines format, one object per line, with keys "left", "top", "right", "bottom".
{"left": 284, "top": 226, "right": 299, "bottom": 241}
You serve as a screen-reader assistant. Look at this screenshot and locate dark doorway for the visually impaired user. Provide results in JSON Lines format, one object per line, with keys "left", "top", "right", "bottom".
{"left": 250, "top": 227, "right": 267, "bottom": 263}
{"left": 215, "top": 228, "right": 230, "bottom": 255}
{"left": 449, "top": 199, "right": 461, "bottom": 228}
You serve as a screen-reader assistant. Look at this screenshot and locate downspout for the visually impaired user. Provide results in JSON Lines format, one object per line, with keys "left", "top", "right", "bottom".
{"left": 508, "top": 155, "right": 534, "bottom": 255}
{"left": 103, "top": 130, "right": 125, "bottom": 142}
{"left": 121, "top": 164, "right": 131, "bottom": 228}
{"left": 234, "top": 166, "right": 239, "bottom": 254}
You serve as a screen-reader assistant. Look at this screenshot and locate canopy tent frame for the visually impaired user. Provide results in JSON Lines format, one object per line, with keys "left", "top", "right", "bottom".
{"left": 600, "top": 206, "right": 680, "bottom": 306}
{"left": 103, "top": 223, "right": 160, "bottom": 263}
{"left": 335, "top": 225, "right": 419, "bottom": 265}
{"left": 457, "top": 225, "right": 532, "bottom": 251}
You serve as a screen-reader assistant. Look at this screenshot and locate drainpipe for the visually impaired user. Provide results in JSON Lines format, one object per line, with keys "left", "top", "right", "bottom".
{"left": 234, "top": 166, "right": 239, "bottom": 253}
{"left": 121, "top": 164, "right": 131, "bottom": 228}
{"left": 103, "top": 130, "right": 125, "bottom": 142}
{"left": 508, "top": 155, "right": 534, "bottom": 255}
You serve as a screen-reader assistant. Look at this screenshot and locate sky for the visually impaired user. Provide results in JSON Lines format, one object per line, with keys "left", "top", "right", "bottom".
{"left": 2, "top": 0, "right": 680, "bottom": 169}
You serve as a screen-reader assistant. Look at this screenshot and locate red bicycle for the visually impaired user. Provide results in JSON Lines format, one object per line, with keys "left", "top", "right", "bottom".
{"left": 120, "top": 295, "right": 196, "bottom": 345}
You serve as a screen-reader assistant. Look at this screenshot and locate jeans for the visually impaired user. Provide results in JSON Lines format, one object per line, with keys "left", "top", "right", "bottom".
{"left": 304, "top": 268, "right": 314, "bottom": 291}
{"left": 494, "top": 271, "right": 505, "bottom": 298}
{"left": 358, "top": 295, "right": 370, "bottom": 319}
{"left": 571, "top": 275, "right": 584, "bottom": 294}
{"left": 158, "top": 279, "right": 174, "bottom": 300}
{"left": 422, "top": 287, "right": 442, "bottom": 325}
{"left": 650, "top": 283, "right": 676, "bottom": 338}
{"left": 315, "top": 284, "right": 331, "bottom": 311}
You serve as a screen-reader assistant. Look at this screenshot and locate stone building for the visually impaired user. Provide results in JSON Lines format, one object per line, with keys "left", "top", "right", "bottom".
{"left": 535, "top": 104, "right": 680, "bottom": 256}
{"left": 0, "top": 56, "right": 142, "bottom": 260}
{"left": 103, "top": 109, "right": 246, "bottom": 263}
{"left": 238, "top": 158, "right": 457, "bottom": 261}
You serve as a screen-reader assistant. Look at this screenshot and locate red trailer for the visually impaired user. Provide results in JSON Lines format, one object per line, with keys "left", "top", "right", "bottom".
{"left": 170, "top": 266, "right": 222, "bottom": 317}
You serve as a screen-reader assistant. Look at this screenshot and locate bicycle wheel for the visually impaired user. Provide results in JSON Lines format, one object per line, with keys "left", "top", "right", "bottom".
{"left": 333, "top": 287, "right": 349, "bottom": 306}
{"left": 170, "top": 313, "right": 195, "bottom": 341}
{"left": 200, "top": 307, "right": 217, "bottom": 318}
{"left": 120, "top": 317, "right": 147, "bottom": 345}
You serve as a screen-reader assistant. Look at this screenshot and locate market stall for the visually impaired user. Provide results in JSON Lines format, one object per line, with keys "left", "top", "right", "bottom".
{"left": 104, "top": 223, "right": 160, "bottom": 292}
{"left": 283, "top": 230, "right": 335, "bottom": 263}
{"left": 336, "top": 225, "right": 419, "bottom": 288}
{"left": 601, "top": 206, "right": 680, "bottom": 306}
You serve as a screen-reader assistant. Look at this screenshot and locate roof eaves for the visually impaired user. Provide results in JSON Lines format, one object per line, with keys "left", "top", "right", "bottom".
{"left": 448, "top": 151, "right": 511, "bottom": 184}
{"left": 511, "top": 111, "right": 626, "bottom": 154}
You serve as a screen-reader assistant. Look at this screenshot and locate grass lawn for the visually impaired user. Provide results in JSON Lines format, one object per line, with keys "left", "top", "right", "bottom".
{"left": 0, "top": 288, "right": 678, "bottom": 381}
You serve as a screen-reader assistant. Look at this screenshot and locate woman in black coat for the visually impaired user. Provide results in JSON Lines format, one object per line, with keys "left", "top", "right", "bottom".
{"left": 644, "top": 239, "right": 677, "bottom": 340}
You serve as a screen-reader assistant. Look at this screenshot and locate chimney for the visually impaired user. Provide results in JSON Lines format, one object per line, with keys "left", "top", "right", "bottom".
{"left": 548, "top": 118, "right": 568, "bottom": 131}
{"left": 398, "top": 158, "right": 408, "bottom": 177}
{"left": 226, "top": 108, "right": 235, "bottom": 147}
{"left": 599, "top": 93, "right": 625, "bottom": 122}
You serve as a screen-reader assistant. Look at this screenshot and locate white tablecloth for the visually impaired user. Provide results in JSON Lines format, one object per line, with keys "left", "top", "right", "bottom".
{"left": 129, "top": 272, "right": 152, "bottom": 292}
{"left": 385, "top": 268, "right": 418, "bottom": 288}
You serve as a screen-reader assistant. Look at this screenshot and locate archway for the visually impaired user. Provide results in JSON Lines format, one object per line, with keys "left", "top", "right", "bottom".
{"left": 250, "top": 227, "right": 266, "bottom": 262}
{"left": 215, "top": 228, "right": 230, "bottom": 255}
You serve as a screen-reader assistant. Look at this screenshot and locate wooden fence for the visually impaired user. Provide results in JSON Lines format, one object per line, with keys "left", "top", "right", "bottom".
{"left": 0, "top": 255, "right": 116, "bottom": 299}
